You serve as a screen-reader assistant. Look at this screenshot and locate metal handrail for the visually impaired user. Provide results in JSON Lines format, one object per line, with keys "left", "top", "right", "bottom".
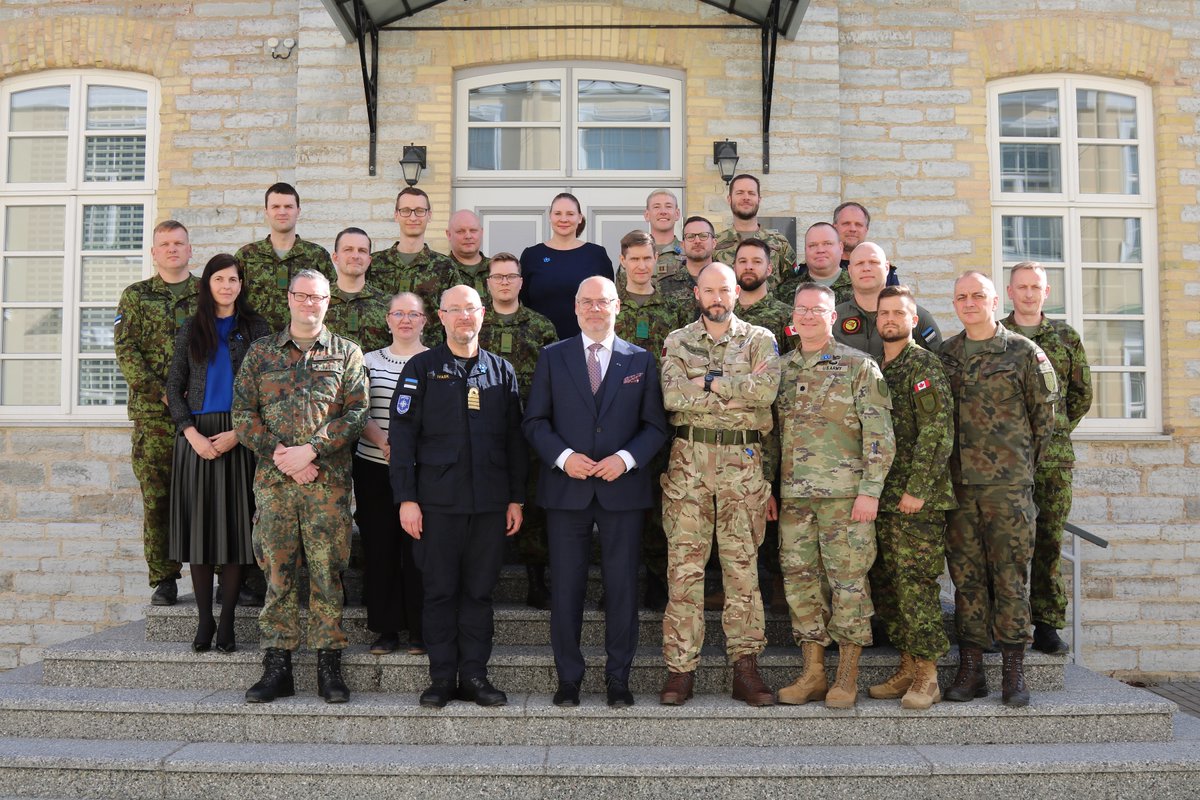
{"left": 1061, "top": 522, "right": 1109, "bottom": 666}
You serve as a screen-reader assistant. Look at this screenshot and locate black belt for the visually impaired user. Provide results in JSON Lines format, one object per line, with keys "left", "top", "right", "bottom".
{"left": 675, "top": 426, "right": 762, "bottom": 446}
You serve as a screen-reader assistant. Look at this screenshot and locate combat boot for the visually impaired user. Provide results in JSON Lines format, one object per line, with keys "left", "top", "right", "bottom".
{"left": 1032, "top": 622, "right": 1069, "bottom": 655}
{"left": 731, "top": 654, "right": 775, "bottom": 706}
{"left": 825, "top": 642, "right": 862, "bottom": 709}
{"left": 944, "top": 645, "right": 987, "bottom": 702}
{"left": 245, "top": 647, "right": 294, "bottom": 703}
{"left": 317, "top": 648, "right": 350, "bottom": 703}
{"left": 777, "top": 641, "right": 827, "bottom": 705}
{"left": 868, "top": 650, "right": 915, "bottom": 699}
{"left": 1001, "top": 644, "right": 1030, "bottom": 707}
{"left": 901, "top": 657, "right": 941, "bottom": 710}
{"left": 659, "top": 671, "right": 695, "bottom": 705}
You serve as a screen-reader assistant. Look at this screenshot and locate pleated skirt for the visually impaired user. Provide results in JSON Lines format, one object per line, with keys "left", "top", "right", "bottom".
{"left": 168, "top": 411, "right": 256, "bottom": 566}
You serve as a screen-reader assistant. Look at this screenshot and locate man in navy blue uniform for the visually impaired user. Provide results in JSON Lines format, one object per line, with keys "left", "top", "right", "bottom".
{"left": 389, "top": 284, "right": 527, "bottom": 709}
{"left": 523, "top": 275, "right": 668, "bottom": 707}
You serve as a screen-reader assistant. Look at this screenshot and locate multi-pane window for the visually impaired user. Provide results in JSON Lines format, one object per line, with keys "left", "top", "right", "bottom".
{"left": 0, "top": 71, "right": 156, "bottom": 416}
{"left": 989, "top": 75, "right": 1158, "bottom": 433}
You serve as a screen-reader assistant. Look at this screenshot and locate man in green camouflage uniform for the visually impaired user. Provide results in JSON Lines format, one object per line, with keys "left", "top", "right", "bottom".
{"left": 614, "top": 231, "right": 690, "bottom": 611}
{"left": 446, "top": 210, "right": 491, "bottom": 299}
{"left": 114, "top": 220, "right": 200, "bottom": 605}
{"left": 657, "top": 216, "right": 718, "bottom": 318}
{"left": 775, "top": 222, "right": 852, "bottom": 307}
{"left": 940, "top": 271, "right": 1058, "bottom": 708}
{"left": 234, "top": 270, "right": 368, "bottom": 705}
{"left": 477, "top": 253, "right": 558, "bottom": 609}
{"left": 659, "top": 262, "right": 780, "bottom": 707}
{"left": 325, "top": 227, "right": 391, "bottom": 354}
{"left": 866, "top": 286, "right": 957, "bottom": 711}
{"left": 1004, "top": 261, "right": 1092, "bottom": 654}
{"left": 644, "top": 189, "right": 684, "bottom": 276}
{"left": 713, "top": 175, "right": 797, "bottom": 285}
{"left": 774, "top": 282, "right": 895, "bottom": 710}
{"left": 368, "top": 187, "right": 455, "bottom": 346}
{"left": 235, "top": 182, "right": 335, "bottom": 332}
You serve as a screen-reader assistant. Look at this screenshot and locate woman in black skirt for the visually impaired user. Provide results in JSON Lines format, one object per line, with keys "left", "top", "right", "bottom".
{"left": 166, "top": 254, "right": 270, "bottom": 652}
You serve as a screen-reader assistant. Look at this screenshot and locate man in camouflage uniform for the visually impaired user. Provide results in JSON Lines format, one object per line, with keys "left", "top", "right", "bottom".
{"left": 477, "top": 253, "right": 558, "bottom": 609}
{"left": 713, "top": 174, "right": 797, "bottom": 283}
{"left": 1004, "top": 261, "right": 1092, "bottom": 654}
{"left": 833, "top": 242, "right": 941, "bottom": 360}
{"left": 659, "top": 262, "right": 780, "bottom": 707}
{"left": 644, "top": 189, "right": 683, "bottom": 276}
{"left": 775, "top": 222, "right": 852, "bottom": 307}
{"left": 867, "top": 286, "right": 956, "bottom": 711}
{"left": 834, "top": 201, "right": 899, "bottom": 286}
{"left": 235, "top": 182, "right": 335, "bottom": 332}
{"left": 368, "top": 187, "right": 455, "bottom": 345}
{"left": 446, "top": 210, "right": 490, "bottom": 299}
{"left": 940, "top": 271, "right": 1058, "bottom": 708}
{"left": 774, "top": 282, "right": 895, "bottom": 710}
{"left": 614, "top": 231, "right": 689, "bottom": 611}
{"left": 657, "top": 216, "right": 718, "bottom": 315}
{"left": 114, "top": 220, "right": 199, "bottom": 606}
{"left": 234, "top": 269, "right": 369, "bottom": 705}
{"left": 325, "top": 227, "right": 391, "bottom": 354}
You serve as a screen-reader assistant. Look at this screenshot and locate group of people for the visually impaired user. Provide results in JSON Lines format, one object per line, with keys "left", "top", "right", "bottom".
{"left": 115, "top": 175, "right": 1092, "bottom": 713}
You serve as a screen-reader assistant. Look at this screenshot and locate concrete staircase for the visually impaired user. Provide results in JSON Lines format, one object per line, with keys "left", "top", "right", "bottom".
{"left": 1, "top": 566, "right": 1197, "bottom": 799}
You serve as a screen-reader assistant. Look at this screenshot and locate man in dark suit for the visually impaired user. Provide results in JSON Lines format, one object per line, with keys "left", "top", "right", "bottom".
{"left": 523, "top": 275, "right": 669, "bottom": 707}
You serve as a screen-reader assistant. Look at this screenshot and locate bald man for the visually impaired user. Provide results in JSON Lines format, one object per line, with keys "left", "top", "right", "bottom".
{"left": 833, "top": 242, "right": 941, "bottom": 360}
{"left": 446, "top": 209, "right": 490, "bottom": 299}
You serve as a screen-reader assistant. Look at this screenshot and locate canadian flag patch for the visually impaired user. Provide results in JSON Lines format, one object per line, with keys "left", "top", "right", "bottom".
{"left": 913, "top": 379, "right": 930, "bottom": 393}
{"left": 784, "top": 325, "right": 798, "bottom": 336}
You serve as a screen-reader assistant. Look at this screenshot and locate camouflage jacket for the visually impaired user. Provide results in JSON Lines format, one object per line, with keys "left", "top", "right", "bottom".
{"left": 1002, "top": 312, "right": 1092, "bottom": 465}
{"left": 833, "top": 295, "right": 943, "bottom": 360}
{"left": 654, "top": 237, "right": 684, "bottom": 275}
{"left": 713, "top": 225, "right": 797, "bottom": 287}
{"left": 615, "top": 283, "right": 689, "bottom": 365}
{"left": 233, "top": 327, "right": 368, "bottom": 488}
{"left": 367, "top": 243, "right": 455, "bottom": 347}
{"left": 775, "top": 339, "right": 895, "bottom": 500}
{"left": 325, "top": 281, "right": 392, "bottom": 354}
{"left": 939, "top": 323, "right": 1059, "bottom": 487}
{"left": 775, "top": 265, "right": 853, "bottom": 307}
{"left": 655, "top": 263, "right": 702, "bottom": 320}
{"left": 235, "top": 236, "right": 334, "bottom": 332}
{"left": 478, "top": 304, "right": 557, "bottom": 403}
{"left": 114, "top": 273, "right": 200, "bottom": 419}
{"left": 737, "top": 293, "right": 800, "bottom": 355}
{"left": 879, "top": 340, "right": 956, "bottom": 511}
{"left": 450, "top": 254, "right": 491, "bottom": 300}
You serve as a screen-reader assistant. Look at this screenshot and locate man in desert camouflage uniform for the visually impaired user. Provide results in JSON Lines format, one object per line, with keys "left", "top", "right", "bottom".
{"left": 774, "top": 282, "right": 895, "bottom": 710}
{"left": 866, "top": 286, "right": 956, "bottom": 711}
{"left": 713, "top": 174, "right": 797, "bottom": 285}
{"left": 644, "top": 189, "right": 684, "bottom": 275}
{"left": 115, "top": 220, "right": 199, "bottom": 606}
{"left": 235, "top": 182, "right": 334, "bottom": 332}
{"left": 940, "top": 271, "right": 1058, "bottom": 708}
{"left": 324, "top": 227, "right": 391, "bottom": 354}
{"left": 234, "top": 269, "right": 368, "bottom": 705}
{"left": 775, "top": 222, "right": 852, "bottom": 307}
{"left": 1004, "top": 261, "right": 1092, "bottom": 655}
{"left": 658, "top": 262, "right": 780, "bottom": 708}
{"left": 477, "top": 253, "right": 558, "bottom": 609}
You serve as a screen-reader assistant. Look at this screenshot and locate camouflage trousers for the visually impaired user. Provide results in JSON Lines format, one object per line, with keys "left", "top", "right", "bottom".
{"left": 1032, "top": 466, "right": 1072, "bottom": 629}
{"left": 874, "top": 510, "right": 950, "bottom": 660}
{"left": 252, "top": 479, "right": 352, "bottom": 651}
{"left": 946, "top": 484, "right": 1035, "bottom": 648}
{"left": 660, "top": 439, "right": 771, "bottom": 672}
{"left": 517, "top": 455, "right": 548, "bottom": 568}
{"left": 779, "top": 498, "right": 876, "bottom": 647}
{"left": 130, "top": 415, "right": 183, "bottom": 587}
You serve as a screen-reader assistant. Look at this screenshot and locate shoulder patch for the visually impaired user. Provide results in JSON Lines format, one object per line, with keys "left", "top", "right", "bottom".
{"left": 784, "top": 324, "right": 797, "bottom": 337}
{"left": 113, "top": 314, "right": 123, "bottom": 326}
{"left": 841, "top": 317, "right": 862, "bottom": 335}
{"left": 913, "top": 379, "right": 930, "bottom": 393}
{"left": 395, "top": 395, "right": 412, "bottom": 415}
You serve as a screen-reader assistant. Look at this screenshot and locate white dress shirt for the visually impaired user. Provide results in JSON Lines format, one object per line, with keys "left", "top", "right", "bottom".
{"left": 554, "top": 331, "right": 637, "bottom": 473}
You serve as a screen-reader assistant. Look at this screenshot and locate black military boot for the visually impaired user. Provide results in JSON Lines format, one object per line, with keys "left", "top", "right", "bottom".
{"left": 1032, "top": 622, "right": 1069, "bottom": 654}
{"left": 1001, "top": 644, "right": 1030, "bottom": 707}
{"left": 525, "top": 565, "right": 549, "bottom": 610}
{"left": 317, "top": 648, "right": 350, "bottom": 703}
{"left": 944, "top": 645, "right": 987, "bottom": 702}
{"left": 245, "top": 648, "right": 294, "bottom": 703}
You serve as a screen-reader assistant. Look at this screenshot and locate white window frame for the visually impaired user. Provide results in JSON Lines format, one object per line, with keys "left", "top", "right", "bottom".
{"left": 0, "top": 69, "right": 159, "bottom": 420}
{"left": 988, "top": 74, "right": 1160, "bottom": 435}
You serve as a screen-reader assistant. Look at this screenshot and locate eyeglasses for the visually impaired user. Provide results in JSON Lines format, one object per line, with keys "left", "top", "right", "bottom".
{"left": 289, "top": 291, "right": 329, "bottom": 304}
{"left": 395, "top": 207, "right": 430, "bottom": 218}
{"left": 792, "top": 306, "right": 832, "bottom": 317}
{"left": 440, "top": 305, "right": 482, "bottom": 316}
{"left": 487, "top": 273, "right": 522, "bottom": 284}
{"left": 576, "top": 298, "right": 617, "bottom": 310}
{"left": 387, "top": 311, "right": 425, "bottom": 320}
{"left": 683, "top": 232, "right": 714, "bottom": 242}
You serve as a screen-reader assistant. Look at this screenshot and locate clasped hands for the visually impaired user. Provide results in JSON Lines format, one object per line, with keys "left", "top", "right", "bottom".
{"left": 274, "top": 442, "right": 319, "bottom": 484}
{"left": 564, "top": 452, "right": 626, "bottom": 482}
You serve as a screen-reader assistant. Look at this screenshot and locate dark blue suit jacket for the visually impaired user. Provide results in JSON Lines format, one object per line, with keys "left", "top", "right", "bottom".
{"left": 522, "top": 335, "right": 667, "bottom": 511}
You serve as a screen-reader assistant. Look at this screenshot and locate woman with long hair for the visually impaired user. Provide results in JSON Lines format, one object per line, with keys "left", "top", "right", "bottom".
{"left": 166, "top": 254, "right": 270, "bottom": 652}
{"left": 519, "top": 192, "right": 614, "bottom": 339}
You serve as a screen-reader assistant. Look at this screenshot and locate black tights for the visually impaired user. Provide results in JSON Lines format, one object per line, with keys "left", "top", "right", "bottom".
{"left": 190, "top": 563, "right": 241, "bottom": 645}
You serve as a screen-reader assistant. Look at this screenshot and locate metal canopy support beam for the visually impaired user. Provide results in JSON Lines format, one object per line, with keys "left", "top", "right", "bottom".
{"left": 761, "top": 0, "right": 781, "bottom": 174}
{"left": 352, "top": 0, "right": 381, "bottom": 175}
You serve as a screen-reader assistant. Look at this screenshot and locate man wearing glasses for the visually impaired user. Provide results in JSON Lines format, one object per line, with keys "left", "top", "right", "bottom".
{"left": 478, "top": 254, "right": 559, "bottom": 609}
{"left": 656, "top": 215, "right": 719, "bottom": 309}
{"left": 234, "top": 270, "right": 369, "bottom": 704}
{"left": 324, "top": 227, "right": 391, "bottom": 353}
{"left": 389, "top": 285, "right": 527, "bottom": 709}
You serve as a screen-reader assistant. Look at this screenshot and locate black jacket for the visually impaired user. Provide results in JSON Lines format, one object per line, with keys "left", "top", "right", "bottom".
{"left": 166, "top": 314, "right": 271, "bottom": 432}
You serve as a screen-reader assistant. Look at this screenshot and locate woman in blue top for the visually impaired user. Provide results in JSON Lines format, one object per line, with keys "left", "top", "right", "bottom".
{"left": 519, "top": 192, "right": 614, "bottom": 339}
{"left": 166, "top": 254, "right": 270, "bottom": 653}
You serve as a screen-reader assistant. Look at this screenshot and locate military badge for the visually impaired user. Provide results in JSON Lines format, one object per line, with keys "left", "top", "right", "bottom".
{"left": 396, "top": 395, "right": 412, "bottom": 415}
{"left": 500, "top": 332, "right": 513, "bottom": 353}
{"left": 841, "top": 317, "right": 862, "bottom": 334}
{"left": 467, "top": 386, "right": 481, "bottom": 410}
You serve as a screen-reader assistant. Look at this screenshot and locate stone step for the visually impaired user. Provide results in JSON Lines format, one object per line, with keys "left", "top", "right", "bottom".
{"left": 0, "top": 667, "right": 1175, "bottom": 748}
{"left": 1, "top": 716, "right": 1198, "bottom": 800}
{"left": 41, "top": 620, "right": 1065, "bottom": 694}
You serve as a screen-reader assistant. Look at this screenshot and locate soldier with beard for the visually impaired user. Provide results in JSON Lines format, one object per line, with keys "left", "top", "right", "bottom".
{"left": 713, "top": 174, "right": 796, "bottom": 284}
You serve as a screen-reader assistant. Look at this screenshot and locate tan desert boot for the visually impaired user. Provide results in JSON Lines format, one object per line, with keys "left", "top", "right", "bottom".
{"left": 901, "top": 657, "right": 942, "bottom": 710}
{"left": 868, "top": 650, "right": 915, "bottom": 700}
{"left": 825, "top": 642, "right": 862, "bottom": 709}
{"left": 777, "top": 641, "right": 827, "bottom": 705}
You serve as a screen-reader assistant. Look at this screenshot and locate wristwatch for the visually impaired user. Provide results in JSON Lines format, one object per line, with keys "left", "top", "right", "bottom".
{"left": 704, "top": 373, "right": 715, "bottom": 393}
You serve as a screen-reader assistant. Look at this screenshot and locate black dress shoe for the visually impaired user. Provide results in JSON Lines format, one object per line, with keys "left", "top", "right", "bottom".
{"left": 606, "top": 675, "right": 634, "bottom": 708}
{"left": 370, "top": 633, "right": 399, "bottom": 655}
{"left": 458, "top": 675, "right": 507, "bottom": 707}
{"left": 192, "top": 616, "right": 215, "bottom": 653}
{"left": 553, "top": 681, "right": 581, "bottom": 707}
{"left": 419, "top": 679, "right": 456, "bottom": 708}
{"left": 215, "top": 639, "right": 237, "bottom": 653}
{"left": 151, "top": 579, "right": 178, "bottom": 607}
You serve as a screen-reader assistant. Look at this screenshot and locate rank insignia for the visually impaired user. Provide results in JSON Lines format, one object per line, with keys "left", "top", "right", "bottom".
{"left": 500, "top": 332, "right": 513, "bottom": 354}
{"left": 636, "top": 319, "right": 649, "bottom": 339}
{"left": 841, "top": 317, "right": 862, "bottom": 334}
{"left": 395, "top": 395, "right": 411, "bottom": 415}
{"left": 467, "top": 386, "right": 481, "bottom": 411}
